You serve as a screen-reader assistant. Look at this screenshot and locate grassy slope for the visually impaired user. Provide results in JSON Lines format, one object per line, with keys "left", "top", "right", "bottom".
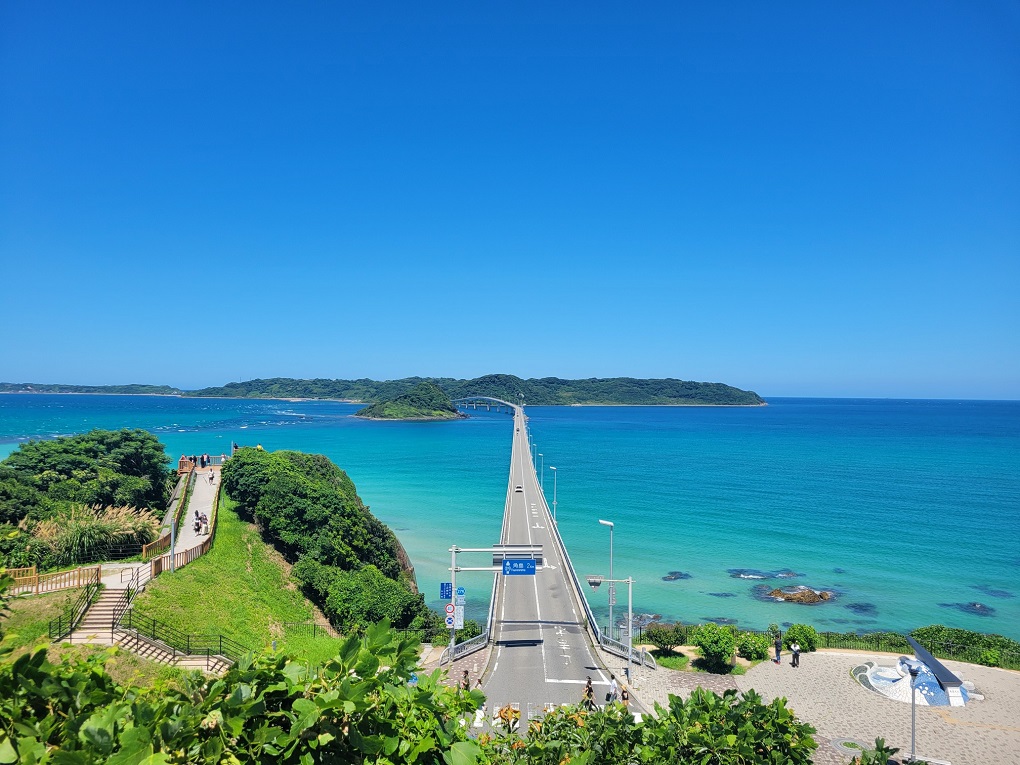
{"left": 132, "top": 492, "right": 341, "bottom": 664}
{"left": 2, "top": 590, "right": 187, "bottom": 687}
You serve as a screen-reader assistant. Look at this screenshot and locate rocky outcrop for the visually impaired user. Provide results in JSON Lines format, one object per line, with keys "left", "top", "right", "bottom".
{"left": 765, "top": 585, "right": 834, "bottom": 604}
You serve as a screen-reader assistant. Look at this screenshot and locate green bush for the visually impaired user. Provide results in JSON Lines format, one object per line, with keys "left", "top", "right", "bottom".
{"left": 784, "top": 623, "right": 819, "bottom": 652}
{"left": 691, "top": 622, "right": 736, "bottom": 672}
{"left": 978, "top": 649, "right": 1001, "bottom": 667}
{"left": 737, "top": 631, "right": 771, "bottom": 661}
{"left": 644, "top": 623, "right": 682, "bottom": 654}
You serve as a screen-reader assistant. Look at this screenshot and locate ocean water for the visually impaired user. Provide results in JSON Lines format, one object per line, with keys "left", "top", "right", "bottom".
{"left": 1, "top": 394, "right": 1017, "bottom": 639}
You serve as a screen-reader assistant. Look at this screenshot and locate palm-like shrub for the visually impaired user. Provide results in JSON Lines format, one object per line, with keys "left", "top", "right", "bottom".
{"left": 32, "top": 504, "right": 160, "bottom": 564}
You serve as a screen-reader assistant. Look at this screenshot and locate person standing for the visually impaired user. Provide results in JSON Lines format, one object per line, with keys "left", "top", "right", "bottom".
{"left": 791, "top": 641, "right": 801, "bottom": 668}
{"left": 608, "top": 673, "right": 619, "bottom": 703}
{"left": 621, "top": 685, "right": 630, "bottom": 708}
{"left": 774, "top": 635, "right": 782, "bottom": 664}
{"left": 460, "top": 670, "right": 471, "bottom": 691}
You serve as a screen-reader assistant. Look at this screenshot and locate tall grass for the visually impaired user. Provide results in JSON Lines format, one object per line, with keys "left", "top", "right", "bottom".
{"left": 33, "top": 505, "right": 161, "bottom": 565}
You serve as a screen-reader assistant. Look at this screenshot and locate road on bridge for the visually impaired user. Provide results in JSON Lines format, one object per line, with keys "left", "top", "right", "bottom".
{"left": 479, "top": 407, "right": 619, "bottom": 720}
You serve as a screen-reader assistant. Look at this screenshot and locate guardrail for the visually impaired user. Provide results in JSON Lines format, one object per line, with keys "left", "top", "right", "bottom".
{"left": 47, "top": 570, "right": 102, "bottom": 640}
{"left": 143, "top": 472, "right": 192, "bottom": 560}
{"left": 527, "top": 416, "right": 652, "bottom": 671}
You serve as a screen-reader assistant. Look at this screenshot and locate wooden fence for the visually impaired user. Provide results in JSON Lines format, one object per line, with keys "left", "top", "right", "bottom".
{"left": 6, "top": 566, "right": 36, "bottom": 579}
{"left": 12, "top": 565, "right": 101, "bottom": 596}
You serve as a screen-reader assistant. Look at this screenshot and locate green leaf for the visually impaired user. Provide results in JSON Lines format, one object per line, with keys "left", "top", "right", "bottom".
{"left": 443, "top": 740, "right": 480, "bottom": 765}
{"left": 0, "top": 737, "right": 18, "bottom": 765}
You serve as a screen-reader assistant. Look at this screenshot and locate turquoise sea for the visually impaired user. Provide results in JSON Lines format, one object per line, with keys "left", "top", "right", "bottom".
{"left": 1, "top": 394, "right": 1018, "bottom": 640}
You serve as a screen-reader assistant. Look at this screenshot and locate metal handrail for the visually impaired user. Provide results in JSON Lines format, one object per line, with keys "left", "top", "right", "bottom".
{"left": 48, "top": 572, "right": 101, "bottom": 640}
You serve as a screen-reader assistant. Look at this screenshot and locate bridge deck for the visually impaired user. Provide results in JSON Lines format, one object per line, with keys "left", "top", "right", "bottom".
{"left": 478, "top": 406, "right": 616, "bottom": 720}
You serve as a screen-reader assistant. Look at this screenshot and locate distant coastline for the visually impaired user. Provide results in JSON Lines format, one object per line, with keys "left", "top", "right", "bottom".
{"left": 1, "top": 374, "right": 766, "bottom": 407}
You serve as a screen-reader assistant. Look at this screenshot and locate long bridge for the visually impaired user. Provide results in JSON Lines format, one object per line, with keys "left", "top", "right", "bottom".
{"left": 444, "top": 399, "right": 654, "bottom": 721}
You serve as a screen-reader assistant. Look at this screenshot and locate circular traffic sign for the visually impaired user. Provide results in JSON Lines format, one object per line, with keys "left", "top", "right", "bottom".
{"left": 445, "top": 615, "right": 455, "bottom": 627}
{"left": 445, "top": 603, "right": 455, "bottom": 614}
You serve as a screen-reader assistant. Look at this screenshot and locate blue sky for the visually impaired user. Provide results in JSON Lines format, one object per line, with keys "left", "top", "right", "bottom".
{"left": 1, "top": 2, "right": 1017, "bottom": 398}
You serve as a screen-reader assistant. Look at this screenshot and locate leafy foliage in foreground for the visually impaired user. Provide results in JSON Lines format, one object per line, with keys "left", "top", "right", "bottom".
{"left": 0, "top": 625, "right": 820, "bottom": 764}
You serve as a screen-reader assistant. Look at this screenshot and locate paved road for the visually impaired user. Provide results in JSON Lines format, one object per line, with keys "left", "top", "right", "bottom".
{"left": 480, "top": 408, "right": 616, "bottom": 721}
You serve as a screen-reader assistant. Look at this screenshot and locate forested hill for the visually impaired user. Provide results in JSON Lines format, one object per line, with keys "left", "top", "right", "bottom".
{"left": 356, "top": 381, "right": 465, "bottom": 420}
{"left": 0, "top": 382, "right": 180, "bottom": 395}
{"left": 187, "top": 374, "right": 765, "bottom": 406}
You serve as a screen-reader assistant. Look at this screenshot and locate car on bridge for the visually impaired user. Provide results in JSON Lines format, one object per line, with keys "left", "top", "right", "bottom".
{"left": 514, "top": 485, "right": 523, "bottom": 493}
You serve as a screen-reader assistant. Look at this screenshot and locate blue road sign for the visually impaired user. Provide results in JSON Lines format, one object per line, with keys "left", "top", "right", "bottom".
{"left": 456, "top": 586, "right": 466, "bottom": 597}
{"left": 440, "top": 582, "right": 452, "bottom": 599}
{"left": 502, "top": 559, "right": 537, "bottom": 576}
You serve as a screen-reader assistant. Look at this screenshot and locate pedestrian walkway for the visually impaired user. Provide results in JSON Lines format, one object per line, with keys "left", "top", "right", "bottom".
{"left": 622, "top": 646, "right": 1020, "bottom": 765}
{"left": 67, "top": 467, "right": 221, "bottom": 658}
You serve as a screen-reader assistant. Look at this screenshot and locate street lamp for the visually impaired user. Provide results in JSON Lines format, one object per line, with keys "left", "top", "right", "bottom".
{"left": 539, "top": 453, "right": 544, "bottom": 490}
{"left": 598, "top": 519, "right": 614, "bottom": 638}
{"left": 550, "top": 466, "right": 558, "bottom": 523}
{"left": 586, "top": 574, "right": 635, "bottom": 688}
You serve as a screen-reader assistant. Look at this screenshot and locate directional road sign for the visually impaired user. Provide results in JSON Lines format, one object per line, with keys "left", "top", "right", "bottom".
{"left": 440, "top": 582, "right": 452, "bottom": 599}
{"left": 502, "top": 559, "right": 537, "bottom": 576}
{"left": 456, "top": 586, "right": 466, "bottom": 597}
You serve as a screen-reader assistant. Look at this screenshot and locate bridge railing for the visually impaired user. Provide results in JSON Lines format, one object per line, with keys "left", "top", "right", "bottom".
{"left": 526, "top": 422, "right": 652, "bottom": 670}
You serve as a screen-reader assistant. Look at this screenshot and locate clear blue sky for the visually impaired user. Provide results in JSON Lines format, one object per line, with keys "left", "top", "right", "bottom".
{"left": 2, "top": 2, "right": 1017, "bottom": 398}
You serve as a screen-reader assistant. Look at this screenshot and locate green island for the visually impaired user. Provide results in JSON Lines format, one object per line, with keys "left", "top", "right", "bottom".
{"left": 355, "top": 381, "right": 466, "bottom": 420}
{"left": 0, "top": 373, "right": 766, "bottom": 406}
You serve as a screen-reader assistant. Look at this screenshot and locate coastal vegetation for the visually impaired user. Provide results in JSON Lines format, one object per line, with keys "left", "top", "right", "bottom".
{"left": 185, "top": 373, "right": 766, "bottom": 406}
{"left": 221, "top": 448, "right": 440, "bottom": 635}
{"left": 356, "top": 381, "right": 464, "bottom": 420}
{"left": 0, "top": 429, "right": 171, "bottom": 569}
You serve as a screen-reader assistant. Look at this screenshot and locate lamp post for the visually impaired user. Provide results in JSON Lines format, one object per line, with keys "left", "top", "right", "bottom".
{"left": 908, "top": 664, "right": 920, "bottom": 762}
{"left": 550, "top": 466, "right": 557, "bottom": 523}
{"left": 586, "top": 574, "right": 635, "bottom": 688}
{"left": 539, "top": 454, "right": 544, "bottom": 490}
{"left": 598, "top": 519, "right": 614, "bottom": 638}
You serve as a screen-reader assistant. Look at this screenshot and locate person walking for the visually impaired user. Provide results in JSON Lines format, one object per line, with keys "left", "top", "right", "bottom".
{"left": 791, "top": 641, "right": 801, "bottom": 668}
{"left": 621, "top": 685, "right": 630, "bottom": 708}
{"left": 774, "top": 634, "right": 782, "bottom": 664}
{"left": 460, "top": 670, "right": 471, "bottom": 691}
{"left": 582, "top": 677, "right": 595, "bottom": 710}
{"left": 608, "top": 673, "right": 619, "bottom": 703}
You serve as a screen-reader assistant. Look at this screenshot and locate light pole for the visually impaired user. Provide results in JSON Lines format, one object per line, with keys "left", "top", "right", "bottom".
{"left": 550, "top": 466, "right": 557, "bottom": 523}
{"left": 539, "top": 453, "right": 544, "bottom": 490}
{"left": 908, "top": 664, "right": 920, "bottom": 762}
{"left": 599, "top": 519, "right": 614, "bottom": 638}
{"left": 586, "top": 574, "right": 635, "bottom": 689}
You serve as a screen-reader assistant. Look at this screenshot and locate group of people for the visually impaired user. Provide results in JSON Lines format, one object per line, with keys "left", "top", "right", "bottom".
{"left": 193, "top": 509, "right": 210, "bottom": 535}
{"left": 774, "top": 635, "right": 802, "bottom": 667}
{"left": 183, "top": 453, "right": 226, "bottom": 470}
{"left": 581, "top": 673, "right": 629, "bottom": 710}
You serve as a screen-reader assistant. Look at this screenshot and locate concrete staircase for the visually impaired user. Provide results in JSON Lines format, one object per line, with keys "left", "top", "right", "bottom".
{"left": 67, "top": 589, "right": 231, "bottom": 674}
{"left": 68, "top": 587, "right": 126, "bottom": 645}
